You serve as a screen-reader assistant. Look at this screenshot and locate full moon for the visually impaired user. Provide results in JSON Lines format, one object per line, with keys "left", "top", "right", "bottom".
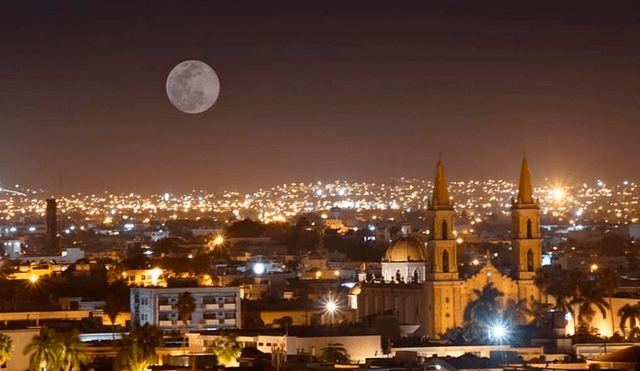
{"left": 166, "top": 60, "right": 220, "bottom": 114}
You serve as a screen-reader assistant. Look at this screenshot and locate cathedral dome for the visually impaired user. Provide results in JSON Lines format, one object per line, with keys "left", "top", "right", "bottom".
{"left": 384, "top": 237, "right": 426, "bottom": 262}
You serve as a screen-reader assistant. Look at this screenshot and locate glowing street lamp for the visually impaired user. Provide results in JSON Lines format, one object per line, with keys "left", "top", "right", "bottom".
{"left": 489, "top": 323, "right": 507, "bottom": 342}
{"left": 488, "top": 320, "right": 510, "bottom": 364}
{"left": 325, "top": 300, "right": 337, "bottom": 314}
{"left": 323, "top": 295, "right": 340, "bottom": 325}
{"left": 208, "top": 233, "right": 226, "bottom": 255}
{"left": 29, "top": 274, "right": 38, "bottom": 283}
{"left": 213, "top": 235, "right": 224, "bottom": 246}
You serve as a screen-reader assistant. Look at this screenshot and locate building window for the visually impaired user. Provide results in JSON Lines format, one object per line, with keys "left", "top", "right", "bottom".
{"left": 527, "top": 249, "right": 534, "bottom": 271}
{"left": 527, "top": 219, "right": 533, "bottom": 239}
{"left": 442, "top": 250, "right": 450, "bottom": 273}
{"left": 395, "top": 270, "right": 402, "bottom": 283}
{"left": 413, "top": 269, "right": 419, "bottom": 283}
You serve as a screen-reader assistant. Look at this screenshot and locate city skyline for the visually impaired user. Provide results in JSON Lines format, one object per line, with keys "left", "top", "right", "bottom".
{"left": 2, "top": 2, "right": 639, "bottom": 193}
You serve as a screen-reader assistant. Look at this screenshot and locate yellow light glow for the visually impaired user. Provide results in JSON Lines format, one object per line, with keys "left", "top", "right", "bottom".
{"left": 29, "top": 275, "right": 38, "bottom": 283}
{"left": 552, "top": 188, "right": 565, "bottom": 200}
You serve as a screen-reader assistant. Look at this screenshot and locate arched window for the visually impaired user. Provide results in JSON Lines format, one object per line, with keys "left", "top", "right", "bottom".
{"left": 396, "top": 270, "right": 402, "bottom": 283}
{"left": 526, "top": 219, "right": 533, "bottom": 239}
{"left": 442, "top": 220, "right": 448, "bottom": 240}
{"left": 442, "top": 249, "right": 450, "bottom": 273}
{"left": 527, "top": 249, "right": 534, "bottom": 271}
{"left": 413, "top": 269, "right": 419, "bottom": 283}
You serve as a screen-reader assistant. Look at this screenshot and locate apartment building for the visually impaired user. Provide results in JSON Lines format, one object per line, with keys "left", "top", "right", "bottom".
{"left": 130, "top": 286, "right": 241, "bottom": 333}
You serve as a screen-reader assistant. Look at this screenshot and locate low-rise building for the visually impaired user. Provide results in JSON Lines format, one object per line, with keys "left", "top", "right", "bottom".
{"left": 122, "top": 268, "right": 167, "bottom": 287}
{"left": 187, "top": 329, "right": 382, "bottom": 364}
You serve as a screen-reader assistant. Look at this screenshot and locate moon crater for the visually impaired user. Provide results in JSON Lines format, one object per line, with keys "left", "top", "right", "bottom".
{"left": 166, "top": 60, "right": 220, "bottom": 114}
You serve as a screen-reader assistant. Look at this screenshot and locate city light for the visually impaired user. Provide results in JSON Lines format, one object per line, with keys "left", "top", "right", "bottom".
{"left": 213, "top": 235, "right": 224, "bottom": 245}
{"left": 488, "top": 320, "right": 510, "bottom": 344}
{"left": 552, "top": 188, "right": 565, "bottom": 200}
{"left": 253, "top": 263, "right": 265, "bottom": 275}
{"left": 322, "top": 295, "right": 341, "bottom": 325}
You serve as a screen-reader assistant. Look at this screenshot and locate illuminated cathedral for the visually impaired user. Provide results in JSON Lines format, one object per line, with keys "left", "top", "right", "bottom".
{"left": 353, "top": 159, "right": 543, "bottom": 339}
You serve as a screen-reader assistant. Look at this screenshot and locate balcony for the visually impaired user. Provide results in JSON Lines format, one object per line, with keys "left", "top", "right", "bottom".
{"left": 223, "top": 303, "right": 235, "bottom": 309}
{"left": 223, "top": 319, "right": 236, "bottom": 325}
{"left": 204, "top": 319, "right": 220, "bottom": 325}
{"left": 159, "top": 320, "right": 173, "bottom": 327}
{"left": 159, "top": 305, "right": 173, "bottom": 311}
{"left": 205, "top": 304, "right": 220, "bottom": 310}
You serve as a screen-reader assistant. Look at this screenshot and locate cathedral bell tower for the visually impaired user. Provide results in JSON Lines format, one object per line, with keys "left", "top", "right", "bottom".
{"left": 511, "top": 158, "right": 541, "bottom": 280}
{"left": 426, "top": 160, "right": 458, "bottom": 281}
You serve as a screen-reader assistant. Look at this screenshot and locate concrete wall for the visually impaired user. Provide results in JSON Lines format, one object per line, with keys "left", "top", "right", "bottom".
{"left": 4, "top": 328, "right": 40, "bottom": 371}
{"left": 294, "top": 335, "right": 382, "bottom": 363}
{"left": 566, "top": 297, "right": 640, "bottom": 337}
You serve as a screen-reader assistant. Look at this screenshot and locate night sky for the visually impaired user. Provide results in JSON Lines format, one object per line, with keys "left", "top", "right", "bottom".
{"left": 2, "top": 2, "right": 640, "bottom": 194}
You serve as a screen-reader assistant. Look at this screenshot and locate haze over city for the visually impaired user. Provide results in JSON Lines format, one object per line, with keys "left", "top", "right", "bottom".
{"left": 6, "top": 3, "right": 640, "bottom": 371}
{"left": 2, "top": 2, "right": 639, "bottom": 194}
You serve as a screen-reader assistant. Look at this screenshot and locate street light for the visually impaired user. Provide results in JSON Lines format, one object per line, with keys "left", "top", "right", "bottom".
{"left": 213, "top": 235, "right": 224, "bottom": 246}
{"left": 488, "top": 320, "right": 510, "bottom": 365}
{"left": 208, "top": 233, "right": 226, "bottom": 252}
{"left": 323, "top": 296, "right": 340, "bottom": 326}
{"left": 489, "top": 323, "right": 507, "bottom": 342}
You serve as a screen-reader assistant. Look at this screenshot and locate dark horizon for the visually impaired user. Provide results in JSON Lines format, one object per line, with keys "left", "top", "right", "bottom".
{"left": 2, "top": 2, "right": 639, "bottom": 194}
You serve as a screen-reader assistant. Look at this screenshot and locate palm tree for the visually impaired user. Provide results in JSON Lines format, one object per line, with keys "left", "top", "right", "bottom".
{"left": 535, "top": 268, "right": 574, "bottom": 315}
{"left": 464, "top": 282, "right": 504, "bottom": 327}
{"left": 177, "top": 292, "right": 196, "bottom": 354}
{"left": 503, "top": 298, "right": 529, "bottom": 326}
{"left": 570, "top": 281, "right": 609, "bottom": 333}
{"left": 104, "top": 293, "right": 126, "bottom": 341}
{"left": 60, "top": 330, "right": 87, "bottom": 371}
{"left": 318, "top": 343, "right": 351, "bottom": 364}
{"left": 618, "top": 303, "right": 640, "bottom": 339}
{"left": 117, "top": 324, "right": 164, "bottom": 371}
{"left": 0, "top": 333, "right": 13, "bottom": 366}
{"left": 213, "top": 333, "right": 241, "bottom": 367}
{"left": 24, "top": 328, "right": 64, "bottom": 371}
{"left": 599, "top": 269, "right": 619, "bottom": 337}
{"left": 528, "top": 300, "right": 553, "bottom": 329}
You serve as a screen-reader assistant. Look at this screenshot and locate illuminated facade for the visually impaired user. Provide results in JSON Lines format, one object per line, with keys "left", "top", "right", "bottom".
{"left": 130, "top": 286, "right": 241, "bottom": 333}
{"left": 356, "top": 159, "right": 543, "bottom": 339}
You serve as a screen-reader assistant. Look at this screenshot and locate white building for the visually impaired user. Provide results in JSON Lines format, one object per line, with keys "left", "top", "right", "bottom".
{"left": 130, "top": 286, "right": 241, "bottom": 333}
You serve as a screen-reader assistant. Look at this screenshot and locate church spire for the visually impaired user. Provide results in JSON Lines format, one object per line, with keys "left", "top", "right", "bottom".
{"left": 432, "top": 160, "right": 451, "bottom": 206}
{"left": 516, "top": 158, "right": 534, "bottom": 204}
